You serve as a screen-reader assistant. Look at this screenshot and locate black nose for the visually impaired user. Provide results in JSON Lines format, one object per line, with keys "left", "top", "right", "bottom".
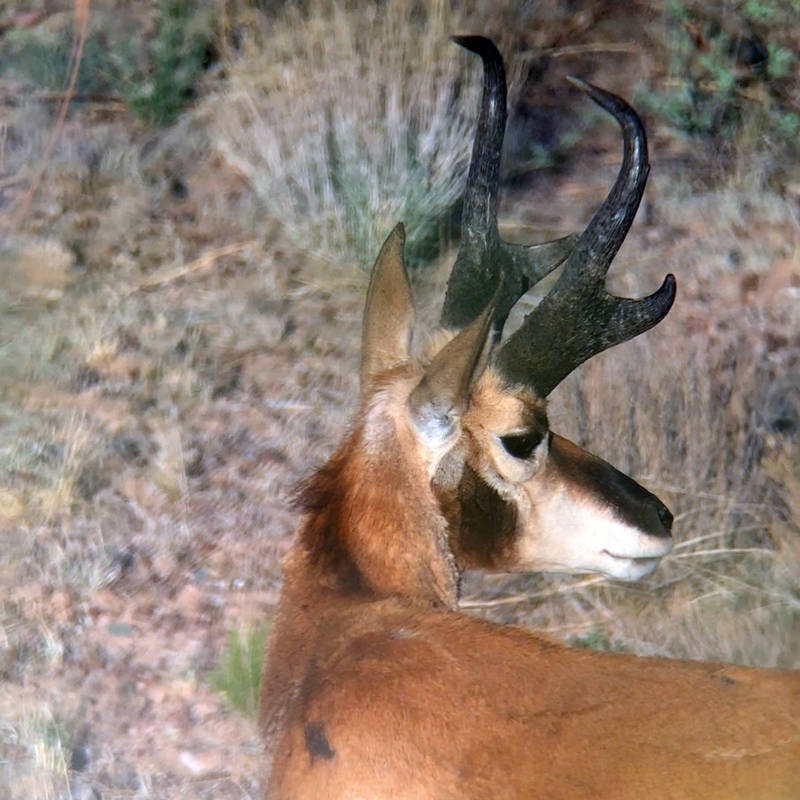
{"left": 602, "top": 464, "right": 674, "bottom": 539}
{"left": 657, "top": 503, "right": 674, "bottom": 532}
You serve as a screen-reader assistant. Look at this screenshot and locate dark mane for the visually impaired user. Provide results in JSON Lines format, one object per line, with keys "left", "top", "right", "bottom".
{"left": 291, "top": 445, "right": 365, "bottom": 594}
{"left": 291, "top": 447, "right": 347, "bottom": 515}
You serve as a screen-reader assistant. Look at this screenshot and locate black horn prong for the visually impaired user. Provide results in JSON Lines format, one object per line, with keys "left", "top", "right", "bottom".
{"left": 560, "top": 77, "right": 650, "bottom": 285}
{"left": 451, "top": 35, "right": 506, "bottom": 241}
{"left": 442, "top": 36, "right": 577, "bottom": 336}
{"left": 506, "top": 235, "right": 579, "bottom": 284}
{"left": 494, "top": 82, "right": 676, "bottom": 397}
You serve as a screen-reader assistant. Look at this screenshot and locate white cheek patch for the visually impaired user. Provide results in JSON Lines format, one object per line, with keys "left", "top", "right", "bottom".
{"left": 518, "top": 490, "right": 674, "bottom": 581}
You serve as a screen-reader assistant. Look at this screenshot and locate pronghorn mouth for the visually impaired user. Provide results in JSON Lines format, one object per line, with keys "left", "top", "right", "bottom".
{"left": 603, "top": 552, "right": 665, "bottom": 564}
{"left": 599, "top": 551, "right": 669, "bottom": 581}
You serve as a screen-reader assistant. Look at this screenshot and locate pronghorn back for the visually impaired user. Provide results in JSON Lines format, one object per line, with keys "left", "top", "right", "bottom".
{"left": 259, "top": 36, "right": 800, "bottom": 800}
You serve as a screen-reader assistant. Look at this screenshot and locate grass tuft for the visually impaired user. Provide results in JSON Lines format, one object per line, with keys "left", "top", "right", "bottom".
{"left": 206, "top": 0, "right": 481, "bottom": 271}
{"left": 211, "top": 623, "right": 270, "bottom": 718}
{"left": 0, "top": 704, "right": 72, "bottom": 800}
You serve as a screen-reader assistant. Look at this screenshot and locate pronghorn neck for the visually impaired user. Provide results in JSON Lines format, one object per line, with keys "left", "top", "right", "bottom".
{"left": 290, "top": 378, "right": 458, "bottom": 609}
{"left": 260, "top": 364, "right": 463, "bottom": 787}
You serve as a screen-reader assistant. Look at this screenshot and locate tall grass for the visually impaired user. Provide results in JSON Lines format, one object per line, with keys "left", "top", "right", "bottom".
{"left": 211, "top": 624, "right": 270, "bottom": 718}
{"left": 0, "top": 704, "right": 72, "bottom": 800}
{"left": 206, "top": 0, "right": 481, "bottom": 270}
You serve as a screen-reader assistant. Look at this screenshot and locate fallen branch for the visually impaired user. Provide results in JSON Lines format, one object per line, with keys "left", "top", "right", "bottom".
{"left": 11, "top": 0, "right": 91, "bottom": 232}
{"left": 126, "top": 240, "right": 257, "bottom": 294}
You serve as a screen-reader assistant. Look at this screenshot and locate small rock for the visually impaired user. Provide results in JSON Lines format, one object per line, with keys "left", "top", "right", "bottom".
{"left": 178, "top": 750, "right": 224, "bottom": 777}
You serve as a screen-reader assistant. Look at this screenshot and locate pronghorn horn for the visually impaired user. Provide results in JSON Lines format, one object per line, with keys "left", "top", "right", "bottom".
{"left": 494, "top": 79, "right": 677, "bottom": 397}
{"left": 441, "top": 36, "right": 577, "bottom": 335}
{"left": 361, "top": 223, "right": 414, "bottom": 392}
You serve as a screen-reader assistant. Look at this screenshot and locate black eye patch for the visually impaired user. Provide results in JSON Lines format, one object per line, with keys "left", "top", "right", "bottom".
{"left": 499, "top": 430, "right": 545, "bottom": 460}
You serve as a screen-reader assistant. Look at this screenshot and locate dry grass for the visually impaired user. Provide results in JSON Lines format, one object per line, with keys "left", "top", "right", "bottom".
{"left": 549, "top": 332, "right": 799, "bottom": 667}
{"left": 0, "top": 701, "right": 72, "bottom": 800}
{"left": 205, "top": 0, "right": 482, "bottom": 272}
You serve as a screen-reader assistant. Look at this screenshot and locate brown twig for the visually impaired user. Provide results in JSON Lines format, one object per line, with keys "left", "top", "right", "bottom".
{"left": 460, "top": 576, "right": 607, "bottom": 608}
{"left": 543, "top": 43, "right": 643, "bottom": 59}
{"left": 23, "top": 91, "right": 127, "bottom": 107}
{"left": 126, "top": 241, "right": 257, "bottom": 294}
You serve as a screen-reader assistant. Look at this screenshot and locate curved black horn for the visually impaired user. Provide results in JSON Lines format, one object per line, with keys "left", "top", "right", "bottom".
{"left": 441, "top": 36, "right": 577, "bottom": 335}
{"left": 494, "top": 79, "right": 676, "bottom": 397}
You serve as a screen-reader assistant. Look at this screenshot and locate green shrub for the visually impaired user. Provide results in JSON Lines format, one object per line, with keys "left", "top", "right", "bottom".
{"left": 1, "top": 0, "right": 217, "bottom": 128}
{"left": 0, "top": 25, "right": 121, "bottom": 95}
{"left": 642, "top": 0, "right": 800, "bottom": 179}
{"left": 124, "top": 0, "right": 217, "bottom": 127}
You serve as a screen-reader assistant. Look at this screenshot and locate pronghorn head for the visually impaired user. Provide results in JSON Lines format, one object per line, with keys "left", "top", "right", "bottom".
{"left": 300, "top": 36, "right": 676, "bottom": 603}
{"left": 429, "top": 36, "right": 677, "bottom": 582}
{"left": 295, "top": 224, "right": 496, "bottom": 609}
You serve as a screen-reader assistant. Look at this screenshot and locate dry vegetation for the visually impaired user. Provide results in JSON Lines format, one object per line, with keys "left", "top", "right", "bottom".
{"left": 0, "top": 1, "right": 798, "bottom": 798}
{"left": 208, "top": 0, "right": 482, "bottom": 269}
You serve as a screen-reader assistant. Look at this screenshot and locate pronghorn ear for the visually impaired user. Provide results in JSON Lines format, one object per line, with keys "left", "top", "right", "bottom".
{"left": 409, "top": 290, "right": 497, "bottom": 445}
{"left": 361, "top": 223, "right": 415, "bottom": 393}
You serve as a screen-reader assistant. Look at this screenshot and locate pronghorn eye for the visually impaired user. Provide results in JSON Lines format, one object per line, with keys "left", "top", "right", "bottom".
{"left": 499, "top": 430, "right": 545, "bottom": 460}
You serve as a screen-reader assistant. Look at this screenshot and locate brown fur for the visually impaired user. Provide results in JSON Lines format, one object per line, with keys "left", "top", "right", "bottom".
{"left": 261, "top": 474, "right": 800, "bottom": 799}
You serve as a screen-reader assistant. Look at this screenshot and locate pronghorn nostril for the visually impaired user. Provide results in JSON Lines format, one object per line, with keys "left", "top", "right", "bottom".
{"left": 658, "top": 504, "right": 674, "bottom": 531}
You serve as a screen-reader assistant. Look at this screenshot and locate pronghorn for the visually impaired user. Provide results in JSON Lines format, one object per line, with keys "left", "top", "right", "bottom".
{"left": 259, "top": 37, "right": 800, "bottom": 800}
